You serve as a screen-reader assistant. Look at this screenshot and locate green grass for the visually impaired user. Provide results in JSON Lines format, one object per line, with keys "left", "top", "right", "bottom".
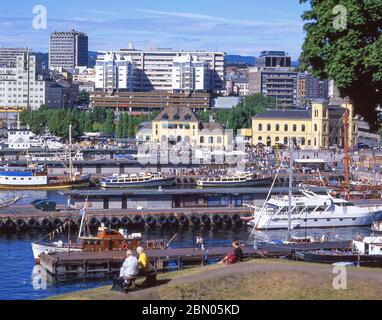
{"left": 47, "top": 259, "right": 382, "bottom": 300}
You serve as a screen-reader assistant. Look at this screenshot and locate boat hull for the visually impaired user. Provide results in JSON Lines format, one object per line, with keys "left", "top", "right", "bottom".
{"left": 0, "top": 175, "right": 91, "bottom": 190}
{"left": 32, "top": 242, "right": 83, "bottom": 264}
{"left": 197, "top": 177, "right": 273, "bottom": 188}
{"left": 297, "top": 251, "right": 382, "bottom": 267}
{"left": 251, "top": 213, "right": 378, "bottom": 230}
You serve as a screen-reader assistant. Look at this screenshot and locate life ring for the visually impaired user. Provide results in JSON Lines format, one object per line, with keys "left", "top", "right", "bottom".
{"left": 87, "top": 202, "right": 93, "bottom": 208}
{"left": 121, "top": 242, "right": 129, "bottom": 250}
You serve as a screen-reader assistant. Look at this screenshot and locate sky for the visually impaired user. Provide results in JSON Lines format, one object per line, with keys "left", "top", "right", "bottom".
{"left": 0, "top": 0, "right": 310, "bottom": 59}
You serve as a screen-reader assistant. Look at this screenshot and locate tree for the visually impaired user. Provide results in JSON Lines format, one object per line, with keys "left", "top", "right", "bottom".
{"left": 300, "top": 0, "right": 382, "bottom": 128}
{"left": 102, "top": 110, "right": 115, "bottom": 135}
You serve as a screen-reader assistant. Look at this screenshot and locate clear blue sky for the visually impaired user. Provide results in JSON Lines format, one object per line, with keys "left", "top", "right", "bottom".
{"left": 0, "top": 0, "right": 310, "bottom": 59}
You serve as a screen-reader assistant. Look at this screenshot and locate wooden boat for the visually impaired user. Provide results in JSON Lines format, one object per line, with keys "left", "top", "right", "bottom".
{"left": 32, "top": 204, "right": 170, "bottom": 264}
{"left": 0, "top": 168, "right": 91, "bottom": 190}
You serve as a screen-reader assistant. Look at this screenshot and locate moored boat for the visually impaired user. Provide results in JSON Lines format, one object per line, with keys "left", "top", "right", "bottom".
{"left": 196, "top": 172, "right": 272, "bottom": 188}
{"left": 100, "top": 172, "right": 176, "bottom": 188}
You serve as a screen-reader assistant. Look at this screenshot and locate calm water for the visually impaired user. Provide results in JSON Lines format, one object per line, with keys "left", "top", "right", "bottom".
{"left": 0, "top": 224, "right": 372, "bottom": 300}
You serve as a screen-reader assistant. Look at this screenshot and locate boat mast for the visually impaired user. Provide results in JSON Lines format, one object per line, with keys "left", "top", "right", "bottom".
{"left": 68, "top": 124, "right": 73, "bottom": 180}
{"left": 344, "top": 98, "right": 350, "bottom": 200}
{"left": 288, "top": 138, "right": 294, "bottom": 240}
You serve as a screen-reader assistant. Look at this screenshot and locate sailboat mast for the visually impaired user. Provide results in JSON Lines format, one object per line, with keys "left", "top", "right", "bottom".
{"left": 344, "top": 99, "right": 350, "bottom": 200}
{"left": 69, "top": 124, "right": 73, "bottom": 180}
{"left": 288, "top": 139, "right": 294, "bottom": 239}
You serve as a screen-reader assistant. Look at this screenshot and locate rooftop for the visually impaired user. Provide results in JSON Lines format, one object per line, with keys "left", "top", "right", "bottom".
{"left": 154, "top": 106, "right": 198, "bottom": 122}
{"left": 253, "top": 109, "right": 312, "bottom": 120}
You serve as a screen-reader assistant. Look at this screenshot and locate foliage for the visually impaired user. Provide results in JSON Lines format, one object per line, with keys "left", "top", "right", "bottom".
{"left": 299, "top": 0, "right": 382, "bottom": 128}
{"left": 20, "top": 107, "right": 154, "bottom": 139}
{"left": 198, "top": 94, "right": 276, "bottom": 132}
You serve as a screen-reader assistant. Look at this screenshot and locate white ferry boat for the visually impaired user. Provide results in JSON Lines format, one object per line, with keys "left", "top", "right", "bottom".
{"left": 100, "top": 172, "right": 176, "bottom": 188}
{"left": 249, "top": 190, "right": 382, "bottom": 230}
{"left": 196, "top": 172, "right": 273, "bottom": 187}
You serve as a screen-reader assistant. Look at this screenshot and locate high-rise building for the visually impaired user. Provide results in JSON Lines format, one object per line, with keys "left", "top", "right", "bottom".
{"left": 0, "top": 53, "right": 46, "bottom": 111}
{"left": 248, "top": 66, "right": 298, "bottom": 107}
{"left": 172, "top": 54, "right": 210, "bottom": 92}
{"left": 49, "top": 30, "right": 88, "bottom": 70}
{"left": 0, "top": 48, "right": 30, "bottom": 67}
{"left": 95, "top": 52, "right": 134, "bottom": 93}
{"left": 117, "top": 47, "right": 225, "bottom": 93}
{"left": 255, "top": 51, "right": 292, "bottom": 68}
{"left": 297, "top": 72, "right": 329, "bottom": 107}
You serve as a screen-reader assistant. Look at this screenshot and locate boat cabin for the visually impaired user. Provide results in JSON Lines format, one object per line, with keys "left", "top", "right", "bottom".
{"left": 79, "top": 226, "right": 141, "bottom": 252}
{"left": 353, "top": 237, "right": 382, "bottom": 256}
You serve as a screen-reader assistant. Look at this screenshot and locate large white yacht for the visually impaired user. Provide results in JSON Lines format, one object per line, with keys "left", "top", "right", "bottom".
{"left": 249, "top": 190, "right": 382, "bottom": 230}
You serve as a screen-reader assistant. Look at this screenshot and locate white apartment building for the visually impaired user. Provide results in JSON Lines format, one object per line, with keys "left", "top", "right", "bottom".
{"left": 118, "top": 47, "right": 225, "bottom": 93}
{"left": 95, "top": 52, "right": 134, "bottom": 92}
{"left": 172, "top": 54, "right": 210, "bottom": 92}
{"left": 0, "top": 54, "right": 45, "bottom": 111}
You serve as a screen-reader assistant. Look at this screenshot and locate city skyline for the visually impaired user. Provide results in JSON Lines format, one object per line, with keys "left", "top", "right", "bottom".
{"left": 1, "top": 0, "right": 309, "bottom": 59}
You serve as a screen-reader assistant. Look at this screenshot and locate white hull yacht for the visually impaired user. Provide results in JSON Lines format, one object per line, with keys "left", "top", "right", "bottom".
{"left": 249, "top": 190, "right": 381, "bottom": 230}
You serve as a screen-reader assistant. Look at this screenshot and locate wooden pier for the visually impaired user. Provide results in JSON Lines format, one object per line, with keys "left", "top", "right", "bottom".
{"left": 39, "top": 240, "right": 353, "bottom": 277}
{"left": 39, "top": 246, "right": 286, "bottom": 277}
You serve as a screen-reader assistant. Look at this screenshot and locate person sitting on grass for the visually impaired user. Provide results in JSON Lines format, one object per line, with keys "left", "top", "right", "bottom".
{"left": 218, "top": 241, "right": 244, "bottom": 265}
{"left": 119, "top": 250, "right": 139, "bottom": 281}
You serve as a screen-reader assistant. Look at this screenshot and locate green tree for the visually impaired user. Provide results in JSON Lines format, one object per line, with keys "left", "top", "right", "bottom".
{"left": 103, "top": 110, "right": 115, "bottom": 135}
{"left": 300, "top": 0, "right": 382, "bottom": 128}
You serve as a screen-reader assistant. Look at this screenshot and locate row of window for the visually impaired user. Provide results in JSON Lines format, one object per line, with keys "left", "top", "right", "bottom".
{"left": 257, "top": 123, "right": 328, "bottom": 133}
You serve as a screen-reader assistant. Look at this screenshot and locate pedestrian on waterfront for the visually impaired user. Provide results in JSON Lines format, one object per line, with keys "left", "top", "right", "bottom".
{"left": 218, "top": 241, "right": 244, "bottom": 265}
{"left": 119, "top": 250, "right": 139, "bottom": 280}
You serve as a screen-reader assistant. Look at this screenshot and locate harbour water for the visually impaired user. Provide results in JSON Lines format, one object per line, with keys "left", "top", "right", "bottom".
{"left": 0, "top": 224, "right": 372, "bottom": 300}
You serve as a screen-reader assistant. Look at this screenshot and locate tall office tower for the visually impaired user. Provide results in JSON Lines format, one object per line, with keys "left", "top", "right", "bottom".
{"left": 49, "top": 30, "right": 88, "bottom": 70}
{"left": 117, "top": 47, "right": 225, "bottom": 93}
{"left": 95, "top": 52, "right": 134, "bottom": 93}
{"left": 255, "top": 51, "right": 292, "bottom": 68}
{"left": 172, "top": 54, "right": 210, "bottom": 93}
{"left": 0, "top": 48, "right": 30, "bottom": 67}
{"left": 0, "top": 53, "right": 46, "bottom": 110}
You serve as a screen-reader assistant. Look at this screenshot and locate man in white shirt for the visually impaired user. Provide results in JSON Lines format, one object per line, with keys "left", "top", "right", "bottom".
{"left": 120, "top": 250, "right": 139, "bottom": 279}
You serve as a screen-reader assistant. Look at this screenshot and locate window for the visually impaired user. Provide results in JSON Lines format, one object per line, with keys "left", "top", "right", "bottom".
{"left": 276, "top": 124, "right": 280, "bottom": 131}
{"left": 275, "top": 137, "right": 280, "bottom": 142}
{"left": 302, "top": 125, "right": 306, "bottom": 132}
{"left": 314, "top": 124, "right": 318, "bottom": 132}
{"left": 267, "top": 124, "right": 271, "bottom": 131}
{"left": 284, "top": 137, "right": 288, "bottom": 145}
{"left": 284, "top": 124, "right": 288, "bottom": 131}
{"left": 162, "top": 113, "right": 169, "bottom": 120}
{"left": 209, "top": 137, "right": 214, "bottom": 144}
{"left": 217, "top": 137, "right": 222, "bottom": 144}
{"left": 200, "top": 136, "right": 205, "bottom": 144}
{"left": 258, "top": 124, "right": 263, "bottom": 131}
{"left": 301, "top": 137, "right": 306, "bottom": 145}
{"left": 293, "top": 125, "right": 297, "bottom": 132}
